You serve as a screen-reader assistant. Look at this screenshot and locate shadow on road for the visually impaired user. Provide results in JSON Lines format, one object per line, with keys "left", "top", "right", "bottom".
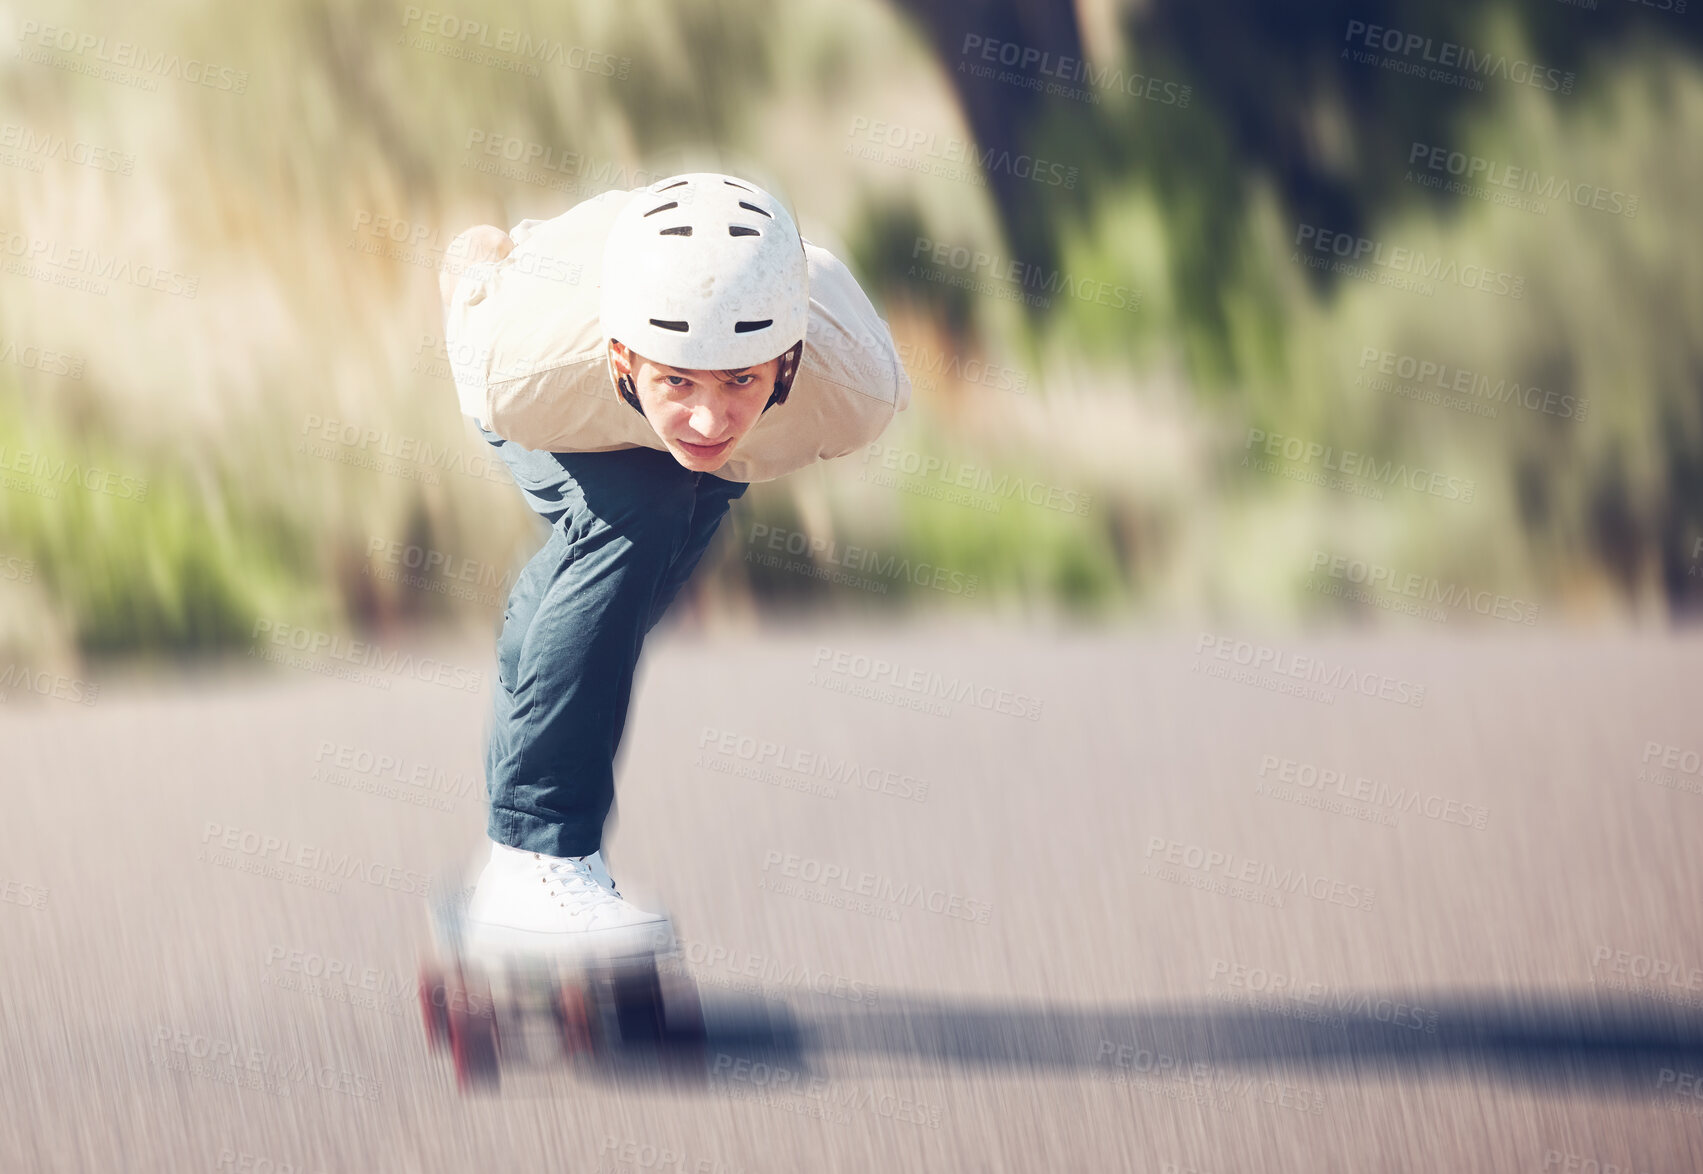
{"left": 691, "top": 989, "right": 1703, "bottom": 1097}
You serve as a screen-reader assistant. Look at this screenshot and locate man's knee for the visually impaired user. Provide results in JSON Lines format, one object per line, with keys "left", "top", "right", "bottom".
{"left": 574, "top": 512, "right": 693, "bottom": 589}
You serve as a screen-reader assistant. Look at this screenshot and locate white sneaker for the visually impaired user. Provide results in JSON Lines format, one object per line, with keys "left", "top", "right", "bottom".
{"left": 464, "top": 842, "right": 672, "bottom": 961}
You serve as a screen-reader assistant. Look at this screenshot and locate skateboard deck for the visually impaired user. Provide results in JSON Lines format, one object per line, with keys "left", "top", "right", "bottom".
{"left": 417, "top": 874, "right": 704, "bottom": 1091}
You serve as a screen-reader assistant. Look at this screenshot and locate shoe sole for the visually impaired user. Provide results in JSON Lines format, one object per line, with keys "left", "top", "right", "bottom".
{"left": 462, "top": 917, "right": 675, "bottom": 965}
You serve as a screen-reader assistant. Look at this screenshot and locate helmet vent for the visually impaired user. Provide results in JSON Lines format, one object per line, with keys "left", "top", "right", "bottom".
{"left": 605, "top": 173, "right": 808, "bottom": 368}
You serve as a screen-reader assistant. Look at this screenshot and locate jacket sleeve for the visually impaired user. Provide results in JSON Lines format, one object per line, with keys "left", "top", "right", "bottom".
{"left": 799, "top": 242, "right": 912, "bottom": 460}
{"left": 441, "top": 234, "right": 502, "bottom": 426}
{"left": 442, "top": 191, "right": 632, "bottom": 445}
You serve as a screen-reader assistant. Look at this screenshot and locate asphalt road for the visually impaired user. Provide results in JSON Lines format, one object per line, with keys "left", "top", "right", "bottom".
{"left": 4, "top": 621, "right": 1702, "bottom": 1172}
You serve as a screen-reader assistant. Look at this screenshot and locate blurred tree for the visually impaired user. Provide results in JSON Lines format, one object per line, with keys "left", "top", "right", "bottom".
{"left": 889, "top": 0, "right": 1703, "bottom": 296}
{"left": 886, "top": 0, "right": 1703, "bottom": 615}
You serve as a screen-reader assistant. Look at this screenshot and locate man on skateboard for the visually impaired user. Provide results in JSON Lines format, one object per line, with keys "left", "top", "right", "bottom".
{"left": 438, "top": 173, "right": 910, "bottom": 962}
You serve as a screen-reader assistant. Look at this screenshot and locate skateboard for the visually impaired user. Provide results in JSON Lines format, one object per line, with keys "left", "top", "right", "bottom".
{"left": 417, "top": 878, "right": 705, "bottom": 1091}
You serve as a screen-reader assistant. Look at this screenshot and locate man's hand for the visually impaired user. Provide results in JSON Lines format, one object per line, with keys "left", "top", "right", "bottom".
{"left": 439, "top": 224, "right": 514, "bottom": 319}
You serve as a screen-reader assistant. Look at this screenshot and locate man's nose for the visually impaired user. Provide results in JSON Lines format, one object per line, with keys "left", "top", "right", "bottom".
{"left": 686, "top": 402, "right": 726, "bottom": 437}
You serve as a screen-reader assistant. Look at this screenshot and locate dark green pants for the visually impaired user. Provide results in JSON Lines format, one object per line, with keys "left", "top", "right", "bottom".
{"left": 481, "top": 430, "right": 748, "bottom": 856}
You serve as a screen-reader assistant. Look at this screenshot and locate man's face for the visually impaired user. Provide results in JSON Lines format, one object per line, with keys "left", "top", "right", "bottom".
{"left": 619, "top": 345, "right": 782, "bottom": 473}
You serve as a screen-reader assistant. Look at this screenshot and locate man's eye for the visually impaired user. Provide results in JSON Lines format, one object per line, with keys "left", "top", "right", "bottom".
{"left": 665, "top": 375, "right": 688, "bottom": 387}
{"left": 730, "top": 375, "right": 756, "bottom": 386}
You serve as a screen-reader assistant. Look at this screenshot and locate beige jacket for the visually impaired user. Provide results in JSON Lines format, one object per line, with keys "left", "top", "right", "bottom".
{"left": 444, "top": 186, "right": 911, "bottom": 483}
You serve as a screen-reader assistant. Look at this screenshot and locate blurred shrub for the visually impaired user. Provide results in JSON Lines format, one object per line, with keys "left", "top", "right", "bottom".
{"left": 0, "top": 0, "right": 1697, "bottom": 666}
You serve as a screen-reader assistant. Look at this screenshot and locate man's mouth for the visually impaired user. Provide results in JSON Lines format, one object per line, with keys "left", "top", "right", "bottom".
{"left": 676, "top": 438, "right": 731, "bottom": 458}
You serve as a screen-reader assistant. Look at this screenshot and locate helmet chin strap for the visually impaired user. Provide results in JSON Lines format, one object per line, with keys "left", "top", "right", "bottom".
{"left": 608, "top": 339, "right": 805, "bottom": 417}
{"left": 764, "top": 341, "right": 805, "bottom": 412}
{"left": 608, "top": 340, "right": 646, "bottom": 416}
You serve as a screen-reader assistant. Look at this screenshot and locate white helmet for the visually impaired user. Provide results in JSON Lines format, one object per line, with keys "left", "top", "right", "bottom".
{"left": 601, "top": 172, "right": 809, "bottom": 375}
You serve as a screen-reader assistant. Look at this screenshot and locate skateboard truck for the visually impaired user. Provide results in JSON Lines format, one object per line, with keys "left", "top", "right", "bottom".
{"left": 418, "top": 880, "right": 704, "bottom": 1091}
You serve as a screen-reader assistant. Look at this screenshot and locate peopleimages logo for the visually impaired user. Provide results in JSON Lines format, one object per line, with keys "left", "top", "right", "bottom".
{"left": 400, "top": 7, "right": 631, "bottom": 78}
{"left": 299, "top": 410, "right": 511, "bottom": 486}
{"left": 1293, "top": 224, "right": 1524, "bottom": 300}
{"left": 461, "top": 130, "right": 663, "bottom": 184}
{"left": 0, "top": 123, "right": 135, "bottom": 175}
{"left": 1592, "top": 945, "right": 1703, "bottom": 994}
{"left": 666, "top": 936, "right": 880, "bottom": 1004}
{"left": 1638, "top": 740, "right": 1703, "bottom": 799}
{"left": 698, "top": 726, "right": 931, "bottom": 803}
{"left": 847, "top": 116, "right": 1079, "bottom": 189}
{"left": 761, "top": 851, "right": 994, "bottom": 925}
{"left": 910, "top": 237, "right": 1142, "bottom": 314}
{"left": 349, "top": 210, "right": 581, "bottom": 284}
{"left": 1407, "top": 142, "right": 1638, "bottom": 218}
{"left": 1144, "top": 837, "right": 1377, "bottom": 912}
{"left": 248, "top": 620, "right": 484, "bottom": 693}
{"left": 708, "top": 1053, "right": 944, "bottom": 1129}
{"left": 199, "top": 821, "right": 429, "bottom": 898}
{"left": 0, "top": 337, "right": 85, "bottom": 379}
{"left": 748, "top": 523, "right": 978, "bottom": 597}
{"left": 1244, "top": 429, "right": 1476, "bottom": 504}
{"left": 1310, "top": 550, "right": 1539, "bottom": 625}
{"left": 266, "top": 946, "right": 401, "bottom": 988}
{"left": 894, "top": 339, "right": 1028, "bottom": 394}
{"left": 1356, "top": 347, "right": 1586, "bottom": 422}
{"left": 217, "top": 1148, "right": 325, "bottom": 1174}
{"left": 957, "top": 33, "right": 1193, "bottom": 107}
{"left": 809, "top": 645, "right": 1044, "bottom": 720}
{"left": 1257, "top": 754, "right": 1489, "bottom": 830}
{"left": 0, "top": 230, "right": 200, "bottom": 298}
{"left": 1207, "top": 960, "right": 1440, "bottom": 1033}
{"left": 1194, "top": 632, "right": 1427, "bottom": 708}
{"left": 153, "top": 1024, "right": 380, "bottom": 1101}
{"left": 0, "top": 664, "right": 100, "bottom": 706}
{"left": 0, "top": 878, "right": 50, "bottom": 912}
{"left": 1342, "top": 20, "right": 1575, "bottom": 94}
{"left": 861, "top": 441, "right": 1093, "bottom": 516}
{"left": 16, "top": 20, "right": 250, "bottom": 93}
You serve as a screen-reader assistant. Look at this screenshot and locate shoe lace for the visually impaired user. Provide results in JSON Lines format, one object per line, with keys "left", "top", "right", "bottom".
{"left": 538, "top": 856, "right": 620, "bottom": 907}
